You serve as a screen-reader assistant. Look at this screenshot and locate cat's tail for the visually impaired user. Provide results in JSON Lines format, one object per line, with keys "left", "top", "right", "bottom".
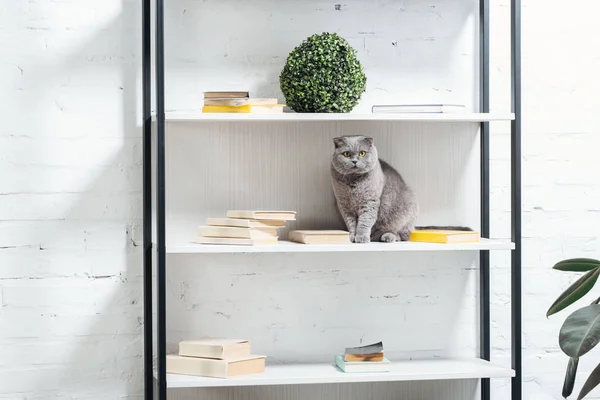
{"left": 415, "top": 226, "right": 473, "bottom": 231}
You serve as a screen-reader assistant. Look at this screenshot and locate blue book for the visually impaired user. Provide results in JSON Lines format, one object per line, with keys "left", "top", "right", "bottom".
{"left": 334, "top": 355, "right": 391, "bottom": 373}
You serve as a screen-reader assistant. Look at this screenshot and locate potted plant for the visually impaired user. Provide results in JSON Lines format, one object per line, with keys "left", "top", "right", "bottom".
{"left": 279, "top": 32, "right": 367, "bottom": 113}
{"left": 548, "top": 258, "right": 600, "bottom": 399}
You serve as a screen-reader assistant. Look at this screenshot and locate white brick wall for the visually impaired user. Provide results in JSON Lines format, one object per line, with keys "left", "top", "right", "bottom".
{"left": 1, "top": 0, "right": 599, "bottom": 399}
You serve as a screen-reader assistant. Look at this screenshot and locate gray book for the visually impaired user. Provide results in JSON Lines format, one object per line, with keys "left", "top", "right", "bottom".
{"left": 344, "top": 341, "right": 383, "bottom": 355}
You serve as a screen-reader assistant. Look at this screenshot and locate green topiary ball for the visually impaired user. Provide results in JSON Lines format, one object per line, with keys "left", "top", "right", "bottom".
{"left": 280, "top": 32, "right": 367, "bottom": 113}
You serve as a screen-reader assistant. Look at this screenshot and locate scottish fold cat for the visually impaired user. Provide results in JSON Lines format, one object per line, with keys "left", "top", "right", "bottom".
{"left": 330, "top": 135, "right": 469, "bottom": 243}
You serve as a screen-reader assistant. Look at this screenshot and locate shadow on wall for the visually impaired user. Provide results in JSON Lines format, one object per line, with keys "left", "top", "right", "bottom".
{"left": 1, "top": 0, "right": 144, "bottom": 398}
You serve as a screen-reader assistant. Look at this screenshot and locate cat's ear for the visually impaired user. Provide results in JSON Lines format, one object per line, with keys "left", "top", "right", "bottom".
{"left": 362, "top": 137, "right": 374, "bottom": 147}
{"left": 333, "top": 137, "right": 345, "bottom": 148}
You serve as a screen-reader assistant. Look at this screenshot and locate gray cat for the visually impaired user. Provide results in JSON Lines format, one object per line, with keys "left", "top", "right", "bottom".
{"left": 330, "top": 135, "right": 468, "bottom": 243}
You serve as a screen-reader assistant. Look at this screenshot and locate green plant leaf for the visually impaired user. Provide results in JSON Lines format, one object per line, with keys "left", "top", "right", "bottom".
{"left": 280, "top": 32, "right": 366, "bottom": 113}
{"left": 547, "top": 268, "right": 600, "bottom": 317}
{"left": 563, "top": 357, "right": 579, "bottom": 398}
{"left": 560, "top": 305, "right": 600, "bottom": 358}
{"left": 578, "top": 361, "right": 600, "bottom": 399}
{"left": 555, "top": 259, "right": 600, "bottom": 272}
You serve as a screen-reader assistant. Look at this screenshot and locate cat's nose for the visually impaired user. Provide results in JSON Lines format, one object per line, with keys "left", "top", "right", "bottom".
{"left": 352, "top": 160, "right": 358, "bottom": 165}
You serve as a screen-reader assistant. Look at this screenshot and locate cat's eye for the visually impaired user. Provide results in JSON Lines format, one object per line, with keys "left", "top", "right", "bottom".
{"left": 342, "top": 152, "right": 351, "bottom": 157}
{"left": 359, "top": 151, "right": 366, "bottom": 157}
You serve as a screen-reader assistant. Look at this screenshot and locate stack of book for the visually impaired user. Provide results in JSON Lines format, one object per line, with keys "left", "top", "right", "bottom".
{"left": 195, "top": 210, "right": 297, "bottom": 246}
{"left": 334, "top": 341, "right": 391, "bottom": 373}
{"left": 202, "top": 91, "right": 285, "bottom": 114}
{"left": 409, "top": 229, "right": 480, "bottom": 244}
{"left": 167, "top": 338, "right": 266, "bottom": 379}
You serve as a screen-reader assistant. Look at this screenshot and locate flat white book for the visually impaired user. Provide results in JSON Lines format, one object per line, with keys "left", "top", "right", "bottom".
{"left": 195, "top": 236, "right": 278, "bottom": 246}
{"left": 206, "top": 217, "right": 286, "bottom": 228}
{"left": 167, "top": 354, "right": 266, "bottom": 378}
{"left": 227, "top": 210, "right": 296, "bottom": 221}
{"left": 289, "top": 230, "right": 351, "bottom": 244}
{"left": 179, "top": 339, "right": 251, "bottom": 359}
{"left": 198, "top": 226, "right": 278, "bottom": 239}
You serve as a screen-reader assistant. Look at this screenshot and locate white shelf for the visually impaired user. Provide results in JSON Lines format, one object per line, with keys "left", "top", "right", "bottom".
{"left": 160, "top": 112, "right": 515, "bottom": 122}
{"left": 162, "top": 358, "right": 514, "bottom": 388}
{"left": 164, "top": 239, "right": 514, "bottom": 254}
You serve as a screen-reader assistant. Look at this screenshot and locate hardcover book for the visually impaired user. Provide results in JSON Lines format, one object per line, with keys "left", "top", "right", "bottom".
{"left": 334, "top": 355, "right": 391, "bottom": 373}
{"left": 344, "top": 352, "right": 385, "bottom": 362}
{"left": 409, "top": 229, "right": 480, "bottom": 244}
{"left": 202, "top": 105, "right": 252, "bottom": 113}
{"left": 227, "top": 210, "right": 296, "bottom": 221}
{"left": 288, "top": 230, "right": 350, "bottom": 244}
{"left": 198, "top": 225, "right": 278, "bottom": 239}
{"left": 206, "top": 218, "right": 286, "bottom": 228}
{"left": 201, "top": 104, "right": 285, "bottom": 114}
{"left": 179, "top": 339, "right": 251, "bottom": 360}
{"left": 203, "top": 91, "right": 249, "bottom": 99}
{"left": 195, "top": 236, "right": 278, "bottom": 246}
{"left": 167, "top": 354, "right": 265, "bottom": 378}
{"left": 345, "top": 341, "right": 384, "bottom": 355}
{"left": 203, "top": 98, "right": 278, "bottom": 107}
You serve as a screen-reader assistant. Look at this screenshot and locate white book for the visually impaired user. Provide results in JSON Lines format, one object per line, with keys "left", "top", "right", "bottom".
{"left": 207, "top": 217, "right": 286, "bottom": 228}
{"left": 227, "top": 210, "right": 296, "bottom": 221}
{"left": 198, "top": 226, "right": 277, "bottom": 239}
{"left": 203, "top": 98, "right": 278, "bottom": 106}
{"left": 289, "top": 230, "right": 351, "bottom": 244}
{"left": 195, "top": 236, "right": 278, "bottom": 246}
{"left": 179, "top": 339, "right": 251, "bottom": 359}
{"left": 372, "top": 104, "right": 466, "bottom": 114}
{"left": 167, "top": 354, "right": 266, "bottom": 378}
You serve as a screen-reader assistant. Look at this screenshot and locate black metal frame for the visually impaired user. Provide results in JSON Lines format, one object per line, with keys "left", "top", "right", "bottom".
{"left": 141, "top": 1, "right": 522, "bottom": 398}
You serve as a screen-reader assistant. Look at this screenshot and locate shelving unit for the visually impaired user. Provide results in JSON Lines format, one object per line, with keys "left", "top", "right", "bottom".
{"left": 142, "top": 1, "right": 522, "bottom": 400}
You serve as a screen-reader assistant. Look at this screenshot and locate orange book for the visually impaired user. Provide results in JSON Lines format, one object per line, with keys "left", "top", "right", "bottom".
{"left": 344, "top": 352, "right": 385, "bottom": 362}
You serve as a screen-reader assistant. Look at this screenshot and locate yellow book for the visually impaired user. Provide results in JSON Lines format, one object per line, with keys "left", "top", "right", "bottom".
{"left": 409, "top": 229, "right": 480, "bottom": 244}
{"left": 202, "top": 104, "right": 252, "bottom": 113}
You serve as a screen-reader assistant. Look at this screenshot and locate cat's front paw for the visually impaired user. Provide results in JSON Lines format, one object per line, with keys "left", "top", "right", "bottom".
{"left": 354, "top": 234, "right": 371, "bottom": 244}
{"left": 349, "top": 233, "right": 356, "bottom": 242}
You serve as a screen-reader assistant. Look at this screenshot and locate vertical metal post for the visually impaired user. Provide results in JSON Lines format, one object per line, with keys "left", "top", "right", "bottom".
{"left": 155, "top": 0, "right": 167, "bottom": 398}
{"left": 142, "top": 0, "right": 153, "bottom": 398}
{"left": 511, "top": 0, "right": 523, "bottom": 398}
{"left": 479, "top": 0, "right": 491, "bottom": 399}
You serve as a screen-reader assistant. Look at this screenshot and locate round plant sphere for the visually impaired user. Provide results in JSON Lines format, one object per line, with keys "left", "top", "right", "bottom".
{"left": 280, "top": 32, "right": 367, "bottom": 113}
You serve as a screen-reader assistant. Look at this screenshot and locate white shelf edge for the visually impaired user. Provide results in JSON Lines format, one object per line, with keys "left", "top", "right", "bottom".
{"left": 158, "top": 358, "right": 514, "bottom": 388}
{"left": 161, "top": 238, "right": 515, "bottom": 254}
{"left": 155, "top": 112, "right": 515, "bottom": 122}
